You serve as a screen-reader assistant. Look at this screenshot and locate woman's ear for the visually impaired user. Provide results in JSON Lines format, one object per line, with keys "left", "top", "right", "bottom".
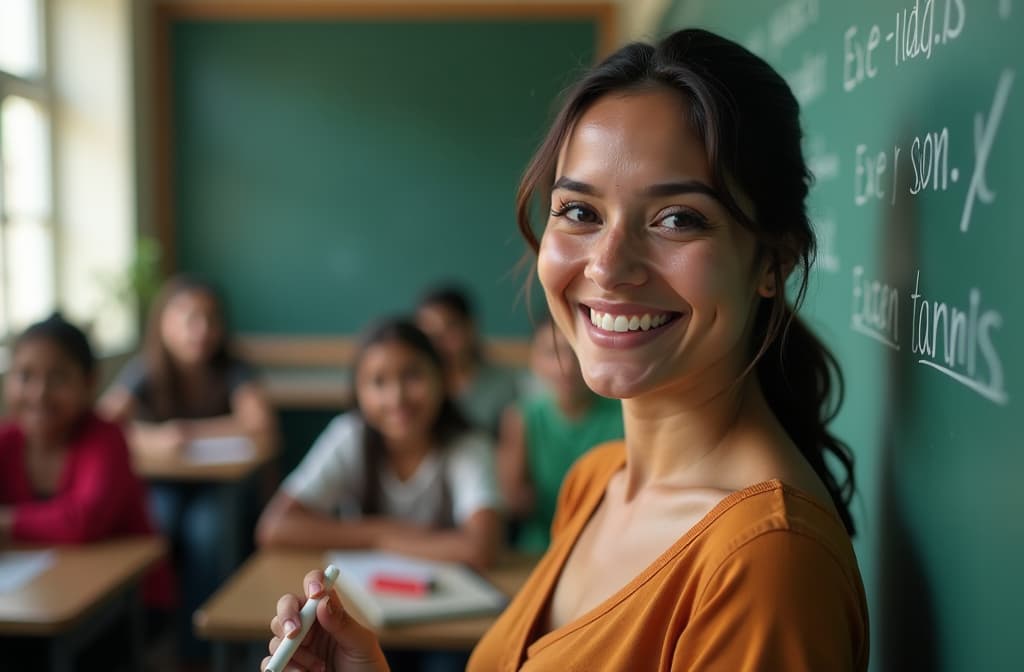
{"left": 757, "top": 253, "right": 795, "bottom": 298}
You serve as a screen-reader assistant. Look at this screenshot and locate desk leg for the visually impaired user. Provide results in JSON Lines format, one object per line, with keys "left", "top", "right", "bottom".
{"left": 211, "top": 641, "right": 230, "bottom": 672}
{"left": 128, "top": 585, "right": 145, "bottom": 670}
{"left": 218, "top": 481, "right": 244, "bottom": 576}
{"left": 50, "top": 637, "right": 75, "bottom": 672}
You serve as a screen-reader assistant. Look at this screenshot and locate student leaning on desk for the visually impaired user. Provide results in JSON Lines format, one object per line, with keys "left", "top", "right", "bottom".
{"left": 262, "top": 28, "right": 869, "bottom": 671}
{"left": 0, "top": 314, "right": 173, "bottom": 609}
{"left": 99, "top": 274, "right": 277, "bottom": 663}
{"left": 256, "top": 318, "right": 501, "bottom": 571}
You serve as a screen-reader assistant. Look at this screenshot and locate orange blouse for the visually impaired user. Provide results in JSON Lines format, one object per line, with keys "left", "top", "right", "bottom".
{"left": 469, "top": 442, "right": 869, "bottom": 671}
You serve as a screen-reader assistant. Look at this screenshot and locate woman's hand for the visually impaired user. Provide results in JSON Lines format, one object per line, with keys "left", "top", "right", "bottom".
{"left": 261, "top": 569, "right": 389, "bottom": 672}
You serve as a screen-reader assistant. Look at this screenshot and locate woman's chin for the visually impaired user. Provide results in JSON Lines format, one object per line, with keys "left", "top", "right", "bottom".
{"left": 581, "top": 366, "right": 656, "bottom": 400}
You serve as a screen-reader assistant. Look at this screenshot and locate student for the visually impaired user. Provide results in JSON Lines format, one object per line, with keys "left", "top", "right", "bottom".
{"left": 262, "top": 29, "right": 869, "bottom": 671}
{"left": 415, "top": 286, "right": 520, "bottom": 437}
{"left": 498, "top": 315, "right": 623, "bottom": 553}
{"left": 256, "top": 318, "right": 501, "bottom": 569}
{"left": 99, "top": 274, "right": 277, "bottom": 661}
{"left": 0, "top": 314, "right": 173, "bottom": 609}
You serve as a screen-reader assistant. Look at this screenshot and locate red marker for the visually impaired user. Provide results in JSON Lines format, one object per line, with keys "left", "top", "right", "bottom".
{"left": 370, "top": 572, "right": 435, "bottom": 597}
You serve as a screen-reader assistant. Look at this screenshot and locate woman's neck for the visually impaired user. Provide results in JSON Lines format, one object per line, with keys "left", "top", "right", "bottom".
{"left": 618, "top": 367, "right": 769, "bottom": 499}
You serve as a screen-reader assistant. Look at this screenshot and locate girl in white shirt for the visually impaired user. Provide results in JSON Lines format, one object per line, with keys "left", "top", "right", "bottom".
{"left": 256, "top": 318, "right": 501, "bottom": 571}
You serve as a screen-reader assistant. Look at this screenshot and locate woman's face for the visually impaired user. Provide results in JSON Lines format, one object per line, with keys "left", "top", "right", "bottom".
{"left": 355, "top": 341, "right": 446, "bottom": 447}
{"left": 4, "top": 338, "right": 92, "bottom": 441}
{"left": 537, "top": 88, "right": 769, "bottom": 400}
{"left": 159, "top": 289, "right": 225, "bottom": 367}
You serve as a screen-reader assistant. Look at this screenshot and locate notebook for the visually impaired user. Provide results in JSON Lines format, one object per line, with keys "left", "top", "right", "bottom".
{"left": 184, "top": 436, "right": 255, "bottom": 465}
{"left": 0, "top": 550, "right": 55, "bottom": 593}
{"left": 325, "top": 550, "right": 508, "bottom": 627}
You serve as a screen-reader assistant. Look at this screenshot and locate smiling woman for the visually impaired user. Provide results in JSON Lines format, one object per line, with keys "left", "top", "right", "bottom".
{"left": 262, "top": 28, "right": 869, "bottom": 672}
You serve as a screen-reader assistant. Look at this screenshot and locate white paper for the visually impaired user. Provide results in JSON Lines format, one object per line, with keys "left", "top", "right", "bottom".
{"left": 0, "top": 549, "right": 55, "bottom": 593}
{"left": 326, "top": 550, "right": 507, "bottom": 627}
{"left": 184, "top": 436, "right": 255, "bottom": 465}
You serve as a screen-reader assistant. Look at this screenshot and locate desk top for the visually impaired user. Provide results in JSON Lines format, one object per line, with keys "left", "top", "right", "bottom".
{"left": 0, "top": 536, "right": 166, "bottom": 636}
{"left": 133, "top": 437, "right": 277, "bottom": 482}
{"left": 194, "top": 549, "right": 537, "bottom": 650}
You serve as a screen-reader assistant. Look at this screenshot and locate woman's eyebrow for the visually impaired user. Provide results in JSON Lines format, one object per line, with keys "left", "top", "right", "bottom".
{"left": 552, "top": 176, "right": 725, "bottom": 205}
{"left": 551, "top": 176, "right": 601, "bottom": 196}
{"left": 644, "top": 180, "right": 723, "bottom": 202}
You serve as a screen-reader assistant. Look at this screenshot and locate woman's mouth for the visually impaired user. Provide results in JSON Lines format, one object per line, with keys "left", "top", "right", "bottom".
{"left": 580, "top": 304, "right": 683, "bottom": 333}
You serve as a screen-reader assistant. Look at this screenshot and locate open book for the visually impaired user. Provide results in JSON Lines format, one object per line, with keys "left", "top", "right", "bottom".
{"left": 183, "top": 436, "right": 255, "bottom": 465}
{"left": 325, "top": 550, "right": 508, "bottom": 627}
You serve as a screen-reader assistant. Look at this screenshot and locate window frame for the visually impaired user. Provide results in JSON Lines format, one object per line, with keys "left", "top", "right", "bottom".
{"left": 0, "top": 0, "right": 57, "bottom": 347}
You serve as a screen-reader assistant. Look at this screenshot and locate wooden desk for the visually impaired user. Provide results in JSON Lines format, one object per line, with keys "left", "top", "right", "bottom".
{"left": 0, "top": 537, "right": 166, "bottom": 671}
{"left": 133, "top": 438, "right": 278, "bottom": 580}
{"left": 132, "top": 438, "right": 277, "bottom": 482}
{"left": 195, "top": 549, "right": 536, "bottom": 669}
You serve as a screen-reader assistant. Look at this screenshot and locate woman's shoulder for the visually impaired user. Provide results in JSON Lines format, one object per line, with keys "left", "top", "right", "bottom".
{"left": 695, "top": 480, "right": 862, "bottom": 588}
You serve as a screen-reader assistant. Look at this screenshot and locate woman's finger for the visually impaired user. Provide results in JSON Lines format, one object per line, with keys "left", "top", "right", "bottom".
{"left": 275, "top": 593, "right": 303, "bottom": 638}
{"left": 303, "top": 568, "right": 328, "bottom": 599}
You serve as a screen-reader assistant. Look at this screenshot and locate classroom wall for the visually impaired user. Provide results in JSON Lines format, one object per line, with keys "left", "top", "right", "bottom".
{"left": 130, "top": 0, "right": 670, "bottom": 271}
{"left": 149, "top": 6, "right": 617, "bottom": 338}
{"left": 661, "top": 2, "right": 1022, "bottom": 671}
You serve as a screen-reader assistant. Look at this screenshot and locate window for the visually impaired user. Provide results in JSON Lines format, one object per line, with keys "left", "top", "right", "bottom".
{"left": 0, "top": 0, "right": 53, "bottom": 342}
{"left": 1, "top": 0, "right": 136, "bottom": 355}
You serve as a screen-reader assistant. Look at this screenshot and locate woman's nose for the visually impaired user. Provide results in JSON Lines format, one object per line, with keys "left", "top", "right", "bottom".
{"left": 583, "top": 218, "right": 647, "bottom": 290}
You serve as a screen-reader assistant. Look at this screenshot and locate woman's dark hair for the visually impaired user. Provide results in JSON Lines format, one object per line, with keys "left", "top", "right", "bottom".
{"left": 352, "top": 317, "right": 471, "bottom": 515}
{"left": 515, "top": 28, "right": 856, "bottom": 534}
{"left": 142, "top": 275, "right": 233, "bottom": 419}
{"left": 15, "top": 313, "right": 96, "bottom": 377}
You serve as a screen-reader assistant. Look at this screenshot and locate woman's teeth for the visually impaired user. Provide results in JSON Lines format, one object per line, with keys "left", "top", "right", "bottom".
{"left": 589, "top": 308, "right": 673, "bottom": 333}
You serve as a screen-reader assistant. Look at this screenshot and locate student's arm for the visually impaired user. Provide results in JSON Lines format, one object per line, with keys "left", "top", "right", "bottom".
{"left": 102, "top": 380, "right": 278, "bottom": 458}
{"left": 7, "top": 425, "right": 135, "bottom": 544}
{"left": 173, "top": 382, "right": 278, "bottom": 445}
{"left": 255, "top": 491, "right": 396, "bottom": 550}
{"left": 376, "top": 432, "right": 503, "bottom": 570}
{"left": 98, "top": 380, "right": 190, "bottom": 459}
{"left": 376, "top": 508, "right": 501, "bottom": 571}
{"left": 497, "top": 404, "right": 535, "bottom": 518}
{"left": 257, "top": 493, "right": 501, "bottom": 571}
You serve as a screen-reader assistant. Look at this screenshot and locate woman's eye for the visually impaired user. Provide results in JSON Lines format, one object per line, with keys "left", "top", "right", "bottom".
{"left": 566, "top": 206, "right": 597, "bottom": 223}
{"left": 552, "top": 202, "right": 600, "bottom": 225}
{"left": 659, "top": 209, "right": 710, "bottom": 231}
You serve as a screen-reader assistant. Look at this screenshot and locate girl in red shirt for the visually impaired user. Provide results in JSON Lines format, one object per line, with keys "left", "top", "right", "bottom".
{"left": 0, "top": 314, "right": 173, "bottom": 608}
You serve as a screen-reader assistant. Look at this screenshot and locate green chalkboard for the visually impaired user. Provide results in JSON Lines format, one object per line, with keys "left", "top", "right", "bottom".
{"left": 661, "top": 2, "right": 1021, "bottom": 670}
{"left": 170, "top": 19, "right": 597, "bottom": 335}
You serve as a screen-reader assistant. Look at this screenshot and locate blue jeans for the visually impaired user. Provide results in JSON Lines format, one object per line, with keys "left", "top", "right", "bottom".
{"left": 150, "top": 482, "right": 235, "bottom": 662}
